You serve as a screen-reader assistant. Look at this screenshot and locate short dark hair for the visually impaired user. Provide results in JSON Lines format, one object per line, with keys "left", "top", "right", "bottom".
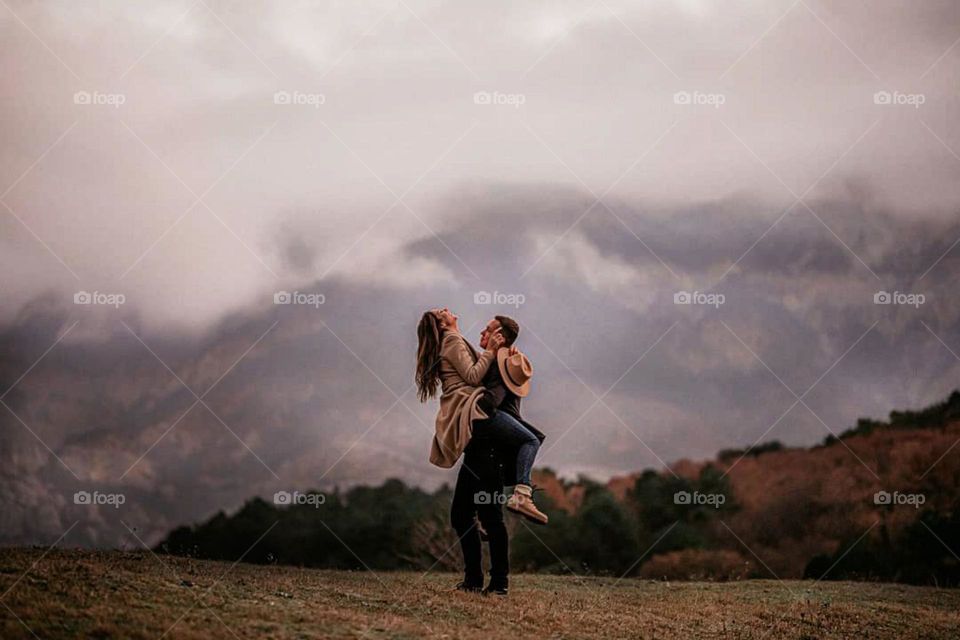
{"left": 495, "top": 315, "right": 520, "bottom": 346}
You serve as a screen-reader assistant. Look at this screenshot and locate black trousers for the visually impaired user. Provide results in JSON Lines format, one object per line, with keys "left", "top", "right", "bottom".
{"left": 450, "top": 442, "right": 508, "bottom": 585}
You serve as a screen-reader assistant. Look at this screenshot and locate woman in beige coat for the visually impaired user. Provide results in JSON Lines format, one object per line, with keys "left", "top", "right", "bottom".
{"left": 418, "top": 307, "right": 504, "bottom": 467}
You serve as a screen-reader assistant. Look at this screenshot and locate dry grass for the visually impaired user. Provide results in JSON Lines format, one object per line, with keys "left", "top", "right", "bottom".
{"left": 1, "top": 549, "right": 959, "bottom": 639}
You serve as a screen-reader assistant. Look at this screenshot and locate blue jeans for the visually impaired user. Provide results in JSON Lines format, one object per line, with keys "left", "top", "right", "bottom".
{"left": 472, "top": 410, "right": 539, "bottom": 486}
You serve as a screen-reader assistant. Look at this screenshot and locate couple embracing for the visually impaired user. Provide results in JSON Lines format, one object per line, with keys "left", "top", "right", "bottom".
{"left": 416, "top": 308, "right": 548, "bottom": 596}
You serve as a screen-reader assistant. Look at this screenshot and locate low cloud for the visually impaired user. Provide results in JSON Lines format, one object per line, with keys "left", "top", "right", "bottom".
{"left": 3, "top": 183, "right": 959, "bottom": 547}
{"left": 3, "top": 0, "right": 960, "bottom": 547}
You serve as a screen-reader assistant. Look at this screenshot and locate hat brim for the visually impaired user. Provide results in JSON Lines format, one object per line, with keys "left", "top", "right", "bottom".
{"left": 497, "top": 348, "right": 531, "bottom": 397}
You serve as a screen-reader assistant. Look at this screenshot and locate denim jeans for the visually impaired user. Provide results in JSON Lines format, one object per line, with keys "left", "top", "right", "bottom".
{"left": 472, "top": 410, "right": 539, "bottom": 486}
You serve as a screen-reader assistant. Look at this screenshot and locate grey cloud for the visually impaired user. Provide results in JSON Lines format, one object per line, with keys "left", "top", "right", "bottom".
{"left": 3, "top": 0, "right": 960, "bottom": 548}
{"left": 3, "top": 184, "right": 960, "bottom": 548}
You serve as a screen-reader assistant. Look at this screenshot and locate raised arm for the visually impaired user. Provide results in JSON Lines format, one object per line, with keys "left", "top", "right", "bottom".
{"left": 442, "top": 333, "right": 496, "bottom": 386}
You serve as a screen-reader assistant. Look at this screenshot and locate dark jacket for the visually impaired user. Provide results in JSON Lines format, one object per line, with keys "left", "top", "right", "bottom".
{"left": 478, "top": 347, "right": 546, "bottom": 487}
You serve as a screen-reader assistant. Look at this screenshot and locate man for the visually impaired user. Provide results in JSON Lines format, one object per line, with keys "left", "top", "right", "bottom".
{"left": 450, "top": 315, "right": 545, "bottom": 596}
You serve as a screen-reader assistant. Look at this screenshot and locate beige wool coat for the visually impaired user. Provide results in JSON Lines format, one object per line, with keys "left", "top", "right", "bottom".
{"left": 428, "top": 332, "right": 496, "bottom": 468}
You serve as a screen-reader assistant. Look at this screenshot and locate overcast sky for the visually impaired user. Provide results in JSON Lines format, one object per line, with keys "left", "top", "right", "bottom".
{"left": 2, "top": 0, "right": 960, "bottom": 547}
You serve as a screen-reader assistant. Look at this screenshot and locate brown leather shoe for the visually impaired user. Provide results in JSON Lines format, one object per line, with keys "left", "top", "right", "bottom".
{"left": 506, "top": 484, "right": 548, "bottom": 525}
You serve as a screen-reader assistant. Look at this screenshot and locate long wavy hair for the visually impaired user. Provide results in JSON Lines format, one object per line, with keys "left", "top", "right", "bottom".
{"left": 416, "top": 311, "right": 443, "bottom": 402}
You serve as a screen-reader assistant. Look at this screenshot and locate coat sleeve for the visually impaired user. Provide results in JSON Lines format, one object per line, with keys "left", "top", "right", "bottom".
{"left": 442, "top": 334, "right": 495, "bottom": 386}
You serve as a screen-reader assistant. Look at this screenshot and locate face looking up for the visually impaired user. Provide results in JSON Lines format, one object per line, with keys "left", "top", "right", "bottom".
{"left": 479, "top": 318, "right": 501, "bottom": 350}
{"left": 432, "top": 308, "right": 458, "bottom": 331}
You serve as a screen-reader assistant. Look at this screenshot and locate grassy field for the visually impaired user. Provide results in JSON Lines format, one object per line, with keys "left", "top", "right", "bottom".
{"left": 1, "top": 549, "right": 959, "bottom": 639}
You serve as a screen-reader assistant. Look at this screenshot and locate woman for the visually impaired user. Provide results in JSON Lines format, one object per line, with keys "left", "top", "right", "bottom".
{"left": 417, "top": 307, "right": 547, "bottom": 523}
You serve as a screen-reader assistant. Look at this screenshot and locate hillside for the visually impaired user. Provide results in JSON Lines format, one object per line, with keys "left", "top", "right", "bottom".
{"left": 155, "top": 391, "right": 960, "bottom": 585}
{"left": 2, "top": 549, "right": 960, "bottom": 639}
{"left": 538, "top": 391, "right": 960, "bottom": 580}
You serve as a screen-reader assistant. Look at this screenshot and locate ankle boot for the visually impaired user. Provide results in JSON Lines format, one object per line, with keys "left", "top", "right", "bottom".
{"left": 506, "top": 484, "right": 548, "bottom": 525}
